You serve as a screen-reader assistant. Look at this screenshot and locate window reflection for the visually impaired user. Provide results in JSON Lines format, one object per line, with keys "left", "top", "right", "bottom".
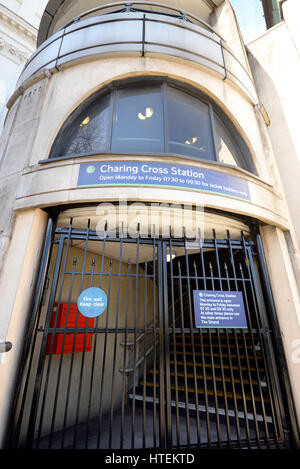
{"left": 50, "top": 82, "right": 255, "bottom": 175}
{"left": 111, "top": 86, "right": 164, "bottom": 153}
{"left": 166, "top": 86, "right": 214, "bottom": 160}
{"left": 60, "top": 95, "right": 110, "bottom": 156}
{"left": 213, "top": 112, "right": 253, "bottom": 171}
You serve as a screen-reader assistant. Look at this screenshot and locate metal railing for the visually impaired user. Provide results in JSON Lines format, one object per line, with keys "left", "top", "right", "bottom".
{"left": 62, "top": 1, "right": 223, "bottom": 40}
{"left": 7, "top": 219, "right": 297, "bottom": 449}
{"left": 13, "top": 1, "right": 258, "bottom": 105}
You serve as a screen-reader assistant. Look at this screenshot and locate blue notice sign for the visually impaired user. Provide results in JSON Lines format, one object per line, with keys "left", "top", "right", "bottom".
{"left": 77, "top": 161, "right": 250, "bottom": 201}
{"left": 77, "top": 287, "right": 107, "bottom": 318}
{"left": 193, "top": 290, "right": 248, "bottom": 329}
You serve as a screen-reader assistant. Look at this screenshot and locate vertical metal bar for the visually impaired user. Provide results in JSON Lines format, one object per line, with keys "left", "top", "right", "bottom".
{"left": 157, "top": 241, "right": 166, "bottom": 448}
{"left": 226, "top": 232, "right": 251, "bottom": 445}
{"left": 97, "top": 257, "right": 113, "bottom": 449}
{"left": 7, "top": 217, "right": 54, "bottom": 448}
{"left": 85, "top": 234, "right": 107, "bottom": 448}
{"left": 212, "top": 232, "right": 231, "bottom": 446}
{"left": 183, "top": 234, "right": 201, "bottom": 446}
{"left": 141, "top": 14, "right": 145, "bottom": 56}
{"left": 199, "top": 239, "right": 211, "bottom": 447}
{"left": 152, "top": 232, "right": 158, "bottom": 448}
{"left": 39, "top": 228, "right": 74, "bottom": 447}
{"left": 120, "top": 259, "right": 131, "bottom": 449}
{"left": 232, "top": 305, "right": 251, "bottom": 446}
{"left": 108, "top": 232, "right": 124, "bottom": 448}
{"left": 178, "top": 260, "right": 191, "bottom": 447}
{"left": 224, "top": 262, "right": 242, "bottom": 447}
{"left": 36, "top": 223, "right": 74, "bottom": 447}
{"left": 48, "top": 255, "right": 78, "bottom": 449}
{"left": 131, "top": 234, "right": 140, "bottom": 449}
{"left": 208, "top": 261, "right": 222, "bottom": 445}
{"left": 69, "top": 221, "right": 91, "bottom": 448}
{"left": 142, "top": 259, "right": 148, "bottom": 448}
{"left": 162, "top": 241, "right": 172, "bottom": 448}
{"left": 220, "top": 39, "right": 228, "bottom": 81}
{"left": 193, "top": 260, "right": 206, "bottom": 444}
{"left": 238, "top": 261, "right": 264, "bottom": 448}
{"left": 242, "top": 241, "right": 282, "bottom": 445}
{"left": 169, "top": 238, "right": 180, "bottom": 448}
{"left": 25, "top": 221, "right": 70, "bottom": 448}
{"left": 84, "top": 256, "right": 96, "bottom": 448}
{"left": 242, "top": 236, "right": 286, "bottom": 443}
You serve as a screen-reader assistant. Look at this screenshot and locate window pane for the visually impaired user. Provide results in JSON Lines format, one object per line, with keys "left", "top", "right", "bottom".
{"left": 111, "top": 86, "right": 164, "bottom": 153}
{"left": 214, "top": 112, "right": 250, "bottom": 170}
{"left": 57, "top": 94, "right": 111, "bottom": 157}
{"left": 50, "top": 82, "right": 256, "bottom": 175}
{"left": 214, "top": 113, "right": 239, "bottom": 167}
{"left": 166, "top": 86, "right": 215, "bottom": 160}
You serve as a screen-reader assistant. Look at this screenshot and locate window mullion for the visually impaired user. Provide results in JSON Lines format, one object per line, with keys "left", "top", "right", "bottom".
{"left": 162, "top": 83, "right": 169, "bottom": 154}
{"left": 108, "top": 88, "right": 116, "bottom": 151}
{"left": 208, "top": 103, "right": 219, "bottom": 163}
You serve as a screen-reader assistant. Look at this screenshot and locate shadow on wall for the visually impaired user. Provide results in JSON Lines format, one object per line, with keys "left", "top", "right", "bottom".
{"left": 247, "top": 49, "right": 300, "bottom": 248}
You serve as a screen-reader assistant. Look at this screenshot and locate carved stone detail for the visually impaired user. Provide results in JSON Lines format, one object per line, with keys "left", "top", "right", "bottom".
{"left": 0, "top": 10, "right": 36, "bottom": 45}
{"left": 0, "top": 35, "right": 28, "bottom": 63}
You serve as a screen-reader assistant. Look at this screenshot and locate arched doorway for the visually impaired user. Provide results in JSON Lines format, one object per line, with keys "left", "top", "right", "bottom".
{"left": 7, "top": 207, "right": 293, "bottom": 449}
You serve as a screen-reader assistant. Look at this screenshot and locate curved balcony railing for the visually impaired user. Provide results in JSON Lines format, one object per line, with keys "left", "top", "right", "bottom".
{"left": 61, "top": 1, "right": 221, "bottom": 36}
{"left": 37, "top": 1, "right": 221, "bottom": 45}
{"left": 17, "top": 2, "right": 257, "bottom": 103}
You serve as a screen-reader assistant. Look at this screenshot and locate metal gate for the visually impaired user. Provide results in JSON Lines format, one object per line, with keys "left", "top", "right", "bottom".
{"left": 7, "top": 218, "right": 297, "bottom": 449}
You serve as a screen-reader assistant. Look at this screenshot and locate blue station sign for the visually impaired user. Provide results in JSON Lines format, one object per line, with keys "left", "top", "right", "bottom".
{"left": 77, "top": 161, "right": 251, "bottom": 201}
{"left": 193, "top": 290, "right": 248, "bottom": 329}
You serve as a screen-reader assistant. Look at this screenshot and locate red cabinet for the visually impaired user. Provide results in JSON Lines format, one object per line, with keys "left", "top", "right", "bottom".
{"left": 46, "top": 303, "right": 95, "bottom": 354}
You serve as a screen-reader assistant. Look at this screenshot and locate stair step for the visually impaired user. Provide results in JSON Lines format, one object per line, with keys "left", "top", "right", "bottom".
{"left": 139, "top": 382, "right": 269, "bottom": 403}
{"left": 169, "top": 349, "right": 262, "bottom": 361}
{"left": 169, "top": 339, "right": 261, "bottom": 351}
{"left": 169, "top": 360, "right": 265, "bottom": 373}
{"left": 148, "top": 369, "right": 265, "bottom": 387}
{"left": 170, "top": 334, "right": 260, "bottom": 342}
{"left": 129, "top": 394, "right": 273, "bottom": 424}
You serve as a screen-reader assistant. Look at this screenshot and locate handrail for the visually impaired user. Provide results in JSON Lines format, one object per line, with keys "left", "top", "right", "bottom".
{"left": 119, "top": 296, "right": 184, "bottom": 374}
{"left": 120, "top": 314, "right": 156, "bottom": 348}
{"left": 119, "top": 343, "right": 157, "bottom": 373}
{"left": 62, "top": 1, "right": 224, "bottom": 40}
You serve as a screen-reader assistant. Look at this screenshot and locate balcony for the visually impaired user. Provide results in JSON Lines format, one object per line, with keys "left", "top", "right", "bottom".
{"left": 16, "top": 2, "right": 257, "bottom": 103}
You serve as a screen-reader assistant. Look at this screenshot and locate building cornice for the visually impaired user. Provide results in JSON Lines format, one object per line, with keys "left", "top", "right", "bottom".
{"left": 0, "top": 4, "right": 37, "bottom": 45}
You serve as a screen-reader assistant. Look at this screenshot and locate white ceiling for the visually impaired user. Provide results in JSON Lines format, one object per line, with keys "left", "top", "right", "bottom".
{"left": 57, "top": 204, "right": 249, "bottom": 264}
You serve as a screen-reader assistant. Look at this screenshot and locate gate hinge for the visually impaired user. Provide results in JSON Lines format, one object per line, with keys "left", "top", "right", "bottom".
{"left": 36, "top": 326, "right": 45, "bottom": 332}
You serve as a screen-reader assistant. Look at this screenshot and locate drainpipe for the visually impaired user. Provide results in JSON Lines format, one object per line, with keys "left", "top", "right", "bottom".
{"left": 261, "top": 0, "right": 282, "bottom": 29}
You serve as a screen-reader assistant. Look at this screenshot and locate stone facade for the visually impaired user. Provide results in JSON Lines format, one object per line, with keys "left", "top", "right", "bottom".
{"left": 0, "top": 0, "right": 299, "bottom": 448}
{"left": 0, "top": 0, "right": 48, "bottom": 133}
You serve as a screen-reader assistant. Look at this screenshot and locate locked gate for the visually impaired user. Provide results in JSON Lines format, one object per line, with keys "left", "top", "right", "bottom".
{"left": 7, "top": 217, "right": 298, "bottom": 449}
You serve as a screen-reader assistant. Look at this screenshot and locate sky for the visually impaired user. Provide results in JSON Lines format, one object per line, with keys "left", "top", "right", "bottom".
{"left": 230, "top": 0, "right": 267, "bottom": 44}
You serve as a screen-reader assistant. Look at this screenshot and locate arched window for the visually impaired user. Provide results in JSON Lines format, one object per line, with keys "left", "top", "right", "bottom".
{"left": 50, "top": 81, "right": 257, "bottom": 174}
